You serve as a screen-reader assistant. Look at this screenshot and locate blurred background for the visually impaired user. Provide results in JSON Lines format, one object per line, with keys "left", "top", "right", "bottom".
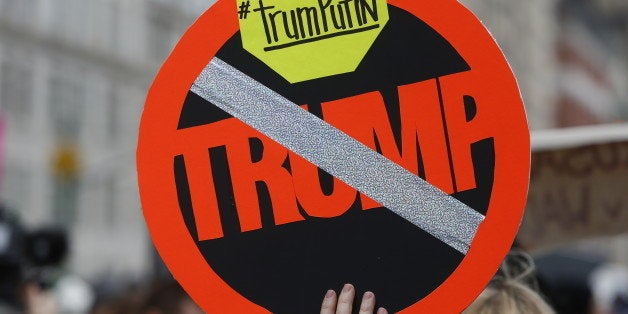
{"left": 0, "top": 0, "right": 626, "bottom": 313}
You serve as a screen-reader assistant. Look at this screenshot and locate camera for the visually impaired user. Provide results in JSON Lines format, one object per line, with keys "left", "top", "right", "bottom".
{"left": 0, "top": 205, "right": 68, "bottom": 309}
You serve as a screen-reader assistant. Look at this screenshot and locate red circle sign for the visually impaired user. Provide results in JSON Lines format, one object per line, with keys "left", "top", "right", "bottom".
{"left": 137, "top": 0, "right": 530, "bottom": 313}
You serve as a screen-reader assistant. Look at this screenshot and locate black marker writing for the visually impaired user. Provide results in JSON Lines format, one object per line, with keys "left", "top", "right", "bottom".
{"left": 251, "top": 0, "right": 380, "bottom": 50}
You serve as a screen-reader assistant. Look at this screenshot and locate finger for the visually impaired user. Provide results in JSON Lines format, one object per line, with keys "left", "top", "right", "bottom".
{"left": 359, "top": 291, "right": 376, "bottom": 314}
{"left": 320, "top": 290, "right": 337, "bottom": 314}
{"left": 377, "top": 307, "right": 388, "bottom": 314}
{"left": 336, "top": 284, "right": 355, "bottom": 314}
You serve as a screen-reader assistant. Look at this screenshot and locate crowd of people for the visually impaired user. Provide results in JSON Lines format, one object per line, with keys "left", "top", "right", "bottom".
{"left": 3, "top": 207, "right": 628, "bottom": 313}
{"left": 3, "top": 203, "right": 627, "bottom": 313}
{"left": 8, "top": 250, "right": 561, "bottom": 314}
{"left": 4, "top": 248, "right": 628, "bottom": 313}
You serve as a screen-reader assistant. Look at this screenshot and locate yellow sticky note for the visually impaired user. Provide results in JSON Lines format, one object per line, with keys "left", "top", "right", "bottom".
{"left": 237, "top": 0, "right": 389, "bottom": 83}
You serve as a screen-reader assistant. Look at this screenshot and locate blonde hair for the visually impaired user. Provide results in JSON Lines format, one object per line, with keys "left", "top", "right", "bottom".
{"left": 463, "top": 251, "right": 555, "bottom": 314}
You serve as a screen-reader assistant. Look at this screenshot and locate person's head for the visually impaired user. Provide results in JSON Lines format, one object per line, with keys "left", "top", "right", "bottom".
{"left": 464, "top": 278, "right": 555, "bottom": 314}
{"left": 141, "top": 280, "right": 202, "bottom": 314}
{"left": 464, "top": 250, "right": 555, "bottom": 314}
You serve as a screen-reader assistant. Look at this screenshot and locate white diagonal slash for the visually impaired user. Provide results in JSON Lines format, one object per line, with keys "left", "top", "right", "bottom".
{"left": 190, "top": 58, "right": 485, "bottom": 254}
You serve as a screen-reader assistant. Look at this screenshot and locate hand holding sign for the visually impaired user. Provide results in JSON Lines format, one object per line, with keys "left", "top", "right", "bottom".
{"left": 320, "top": 284, "right": 388, "bottom": 314}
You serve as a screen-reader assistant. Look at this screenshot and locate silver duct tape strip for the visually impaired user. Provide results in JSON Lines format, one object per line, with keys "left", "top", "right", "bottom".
{"left": 190, "top": 57, "right": 485, "bottom": 254}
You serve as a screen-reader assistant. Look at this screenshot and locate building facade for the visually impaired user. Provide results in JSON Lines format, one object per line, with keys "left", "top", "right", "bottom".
{"left": 0, "top": 0, "right": 209, "bottom": 280}
{"left": 460, "top": 0, "right": 560, "bottom": 130}
{"left": 554, "top": 0, "right": 628, "bottom": 127}
{"left": 462, "top": 0, "right": 628, "bottom": 128}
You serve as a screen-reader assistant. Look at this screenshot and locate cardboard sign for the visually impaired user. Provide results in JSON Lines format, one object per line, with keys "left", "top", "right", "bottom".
{"left": 137, "top": 0, "right": 530, "bottom": 313}
{"left": 521, "top": 141, "right": 628, "bottom": 250}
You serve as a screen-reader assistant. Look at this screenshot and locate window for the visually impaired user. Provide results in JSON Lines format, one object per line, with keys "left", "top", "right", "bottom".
{"left": 104, "top": 175, "right": 117, "bottom": 227}
{"left": 0, "top": 0, "right": 38, "bottom": 26}
{"left": 91, "top": 0, "right": 119, "bottom": 50}
{"left": 51, "top": 145, "right": 80, "bottom": 227}
{"left": 147, "top": 9, "right": 175, "bottom": 61}
{"left": 52, "top": 176, "right": 78, "bottom": 227}
{"left": 106, "top": 85, "right": 119, "bottom": 142}
{"left": 0, "top": 61, "right": 33, "bottom": 131}
{"left": 1, "top": 165, "right": 31, "bottom": 213}
{"left": 49, "top": 75, "right": 84, "bottom": 139}
{"left": 107, "top": 1, "right": 120, "bottom": 50}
